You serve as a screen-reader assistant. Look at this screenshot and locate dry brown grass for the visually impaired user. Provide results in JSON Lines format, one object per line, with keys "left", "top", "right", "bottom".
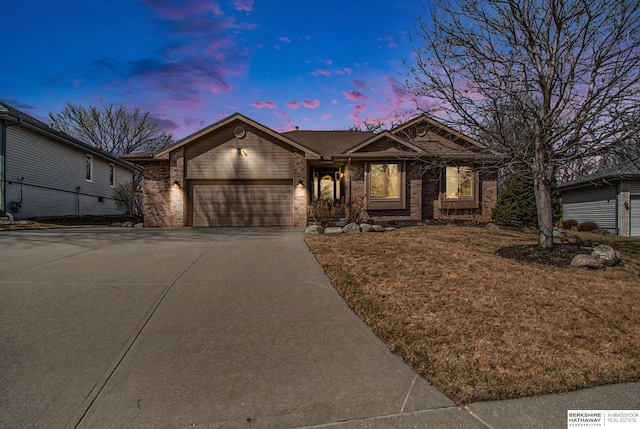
{"left": 305, "top": 226, "right": 640, "bottom": 405}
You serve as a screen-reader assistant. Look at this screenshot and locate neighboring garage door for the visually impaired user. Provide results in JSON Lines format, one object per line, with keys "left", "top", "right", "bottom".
{"left": 631, "top": 196, "right": 640, "bottom": 237}
{"left": 190, "top": 180, "right": 293, "bottom": 227}
{"left": 562, "top": 186, "right": 618, "bottom": 233}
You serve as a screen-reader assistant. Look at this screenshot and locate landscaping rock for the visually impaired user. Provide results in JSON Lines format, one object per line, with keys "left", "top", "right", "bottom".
{"left": 553, "top": 229, "right": 581, "bottom": 240}
{"left": 304, "top": 225, "right": 324, "bottom": 234}
{"left": 134, "top": 223, "right": 144, "bottom": 228}
{"left": 360, "top": 223, "right": 373, "bottom": 232}
{"left": 324, "top": 227, "right": 344, "bottom": 234}
{"left": 570, "top": 254, "right": 603, "bottom": 269}
{"left": 342, "top": 223, "right": 361, "bottom": 233}
{"left": 485, "top": 223, "right": 499, "bottom": 230}
{"left": 591, "top": 244, "right": 621, "bottom": 266}
{"left": 122, "top": 221, "right": 135, "bottom": 227}
{"left": 110, "top": 222, "right": 122, "bottom": 227}
{"left": 372, "top": 225, "right": 385, "bottom": 232}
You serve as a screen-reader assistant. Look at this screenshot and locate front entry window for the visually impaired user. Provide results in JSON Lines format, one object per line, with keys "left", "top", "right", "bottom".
{"left": 320, "top": 175, "right": 335, "bottom": 201}
{"left": 312, "top": 168, "right": 341, "bottom": 202}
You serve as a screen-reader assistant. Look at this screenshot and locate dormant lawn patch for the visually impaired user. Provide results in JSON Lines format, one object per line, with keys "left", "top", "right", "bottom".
{"left": 305, "top": 226, "right": 640, "bottom": 405}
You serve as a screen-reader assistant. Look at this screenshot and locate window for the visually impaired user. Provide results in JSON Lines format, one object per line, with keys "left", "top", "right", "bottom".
{"left": 109, "top": 164, "right": 115, "bottom": 187}
{"left": 441, "top": 166, "right": 479, "bottom": 209}
{"left": 445, "top": 166, "right": 474, "bottom": 200}
{"left": 86, "top": 154, "right": 93, "bottom": 182}
{"left": 366, "top": 162, "right": 405, "bottom": 210}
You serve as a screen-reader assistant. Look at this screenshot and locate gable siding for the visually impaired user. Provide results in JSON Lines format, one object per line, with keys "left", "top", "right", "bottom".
{"left": 185, "top": 125, "right": 294, "bottom": 180}
{"left": 562, "top": 185, "right": 618, "bottom": 233}
{"left": 4, "top": 126, "right": 136, "bottom": 218}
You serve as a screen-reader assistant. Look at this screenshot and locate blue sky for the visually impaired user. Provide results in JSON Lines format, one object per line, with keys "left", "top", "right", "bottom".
{"left": 1, "top": 0, "right": 429, "bottom": 139}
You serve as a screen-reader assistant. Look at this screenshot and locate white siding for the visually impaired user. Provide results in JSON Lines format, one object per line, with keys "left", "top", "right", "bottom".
{"left": 562, "top": 185, "right": 618, "bottom": 233}
{"left": 4, "top": 125, "right": 137, "bottom": 218}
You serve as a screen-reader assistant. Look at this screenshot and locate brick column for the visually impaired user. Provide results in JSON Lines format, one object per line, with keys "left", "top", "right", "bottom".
{"left": 169, "top": 147, "right": 185, "bottom": 227}
{"left": 141, "top": 161, "right": 170, "bottom": 227}
{"left": 293, "top": 152, "right": 308, "bottom": 226}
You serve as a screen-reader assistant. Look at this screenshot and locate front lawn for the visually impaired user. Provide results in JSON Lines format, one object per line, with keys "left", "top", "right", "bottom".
{"left": 305, "top": 226, "right": 640, "bottom": 405}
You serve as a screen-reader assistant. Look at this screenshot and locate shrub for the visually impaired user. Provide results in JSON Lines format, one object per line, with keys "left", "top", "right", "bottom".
{"left": 113, "top": 177, "right": 142, "bottom": 217}
{"left": 307, "top": 197, "right": 365, "bottom": 227}
{"left": 492, "top": 170, "right": 561, "bottom": 228}
{"left": 307, "top": 199, "right": 340, "bottom": 227}
{"left": 562, "top": 219, "right": 578, "bottom": 230}
{"left": 577, "top": 221, "right": 598, "bottom": 232}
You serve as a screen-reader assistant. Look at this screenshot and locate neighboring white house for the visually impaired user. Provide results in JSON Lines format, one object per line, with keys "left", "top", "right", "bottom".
{"left": 558, "top": 161, "right": 640, "bottom": 237}
{"left": 0, "top": 101, "right": 143, "bottom": 219}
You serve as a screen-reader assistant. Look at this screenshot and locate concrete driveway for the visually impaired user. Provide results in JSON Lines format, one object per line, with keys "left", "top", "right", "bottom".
{"left": 0, "top": 228, "right": 467, "bottom": 429}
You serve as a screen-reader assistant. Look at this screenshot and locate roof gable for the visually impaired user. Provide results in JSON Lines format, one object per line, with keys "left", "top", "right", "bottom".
{"left": 343, "top": 132, "right": 424, "bottom": 156}
{"left": 154, "top": 113, "right": 321, "bottom": 159}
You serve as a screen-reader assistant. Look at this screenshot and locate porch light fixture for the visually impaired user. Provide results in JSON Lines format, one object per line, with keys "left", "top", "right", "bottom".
{"left": 173, "top": 180, "right": 181, "bottom": 187}
{"left": 235, "top": 147, "right": 243, "bottom": 155}
{"left": 297, "top": 180, "right": 305, "bottom": 188}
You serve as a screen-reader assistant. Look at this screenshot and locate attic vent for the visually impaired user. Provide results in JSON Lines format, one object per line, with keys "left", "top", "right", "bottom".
{"left": 234, "top": 126, "right": 246, "bottom": 139}
{"left": 417, "top": 125, "right": 427, "bottom": 137}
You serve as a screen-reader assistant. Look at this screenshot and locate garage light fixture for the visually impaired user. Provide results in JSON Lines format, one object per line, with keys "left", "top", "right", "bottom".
{"left": 235, "top": 147, "right": 243, "bottom": 155}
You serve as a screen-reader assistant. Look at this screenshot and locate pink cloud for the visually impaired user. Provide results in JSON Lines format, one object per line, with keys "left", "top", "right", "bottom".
{"left": 344, "top": 67, "right": 352, "bottom": 75}
{"left": 343, "top": 90, "right": 368, "bottom": 101}
{"left": 287, "top": 101, "right": 299, "bottom": 109}
{"left": 142, "top": 0, "right": 223, "bottom": 19}
{"left": 353, "top": 79, "right": 368, "bottom": 89}
{"left": 316, "top": 69, "right": 330, "bottom": 76}
{"left": 319, "top": 113, "right": 332, "bottom": 120}
{"left": 354, "top": 104, "right": 368, "bottom": 113}
{"left": 381, "top": 36, "right": 398, "bottom": 48}
{"left": 302, "top": 99, "right": 320, "bottom": 109}
{"left": 279, "top": 37, "right": 292, "bottom": 43}
{"left": 252, "top": 101, "right": 277, "bottom": 109}
{"left": 232, "top": 0, "right": 254, "bottom": 12}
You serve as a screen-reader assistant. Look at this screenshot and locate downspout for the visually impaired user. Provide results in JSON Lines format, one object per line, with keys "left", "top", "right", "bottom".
{"left": 347, "top": 157, "right": 352, "bottom": 201}
{"left": 0, "top": 112, "right": 22, "bottom": 213}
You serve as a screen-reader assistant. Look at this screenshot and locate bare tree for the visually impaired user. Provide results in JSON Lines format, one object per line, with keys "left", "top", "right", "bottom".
{"left": 406, "top": 0, "right": 640, "bottom": 249}
{"left": 49, "top": 102, "right": 173, "bottom": 155}
{"left": 113, "top": 176, "right": 143, "bottom": 217}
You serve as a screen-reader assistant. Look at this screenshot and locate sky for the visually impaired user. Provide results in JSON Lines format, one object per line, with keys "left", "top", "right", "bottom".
{"left": 1, "top": 0, "right": 431, "bottom": 140}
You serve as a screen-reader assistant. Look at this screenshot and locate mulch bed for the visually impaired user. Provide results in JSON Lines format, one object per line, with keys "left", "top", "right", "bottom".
{"left": 495, "top": 242, "right": 595, "bottom": 267}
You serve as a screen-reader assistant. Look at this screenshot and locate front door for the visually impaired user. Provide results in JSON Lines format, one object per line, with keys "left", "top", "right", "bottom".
{"left": 311, "top": 167, "right": 342, "bottom": 202}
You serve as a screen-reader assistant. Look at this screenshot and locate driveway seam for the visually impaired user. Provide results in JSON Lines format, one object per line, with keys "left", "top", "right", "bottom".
{"left": 65, "top": 241, "right": 220, "bottom": 429}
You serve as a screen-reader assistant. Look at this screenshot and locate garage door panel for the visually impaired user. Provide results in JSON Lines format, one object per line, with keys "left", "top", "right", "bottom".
{"left": 190, "top": 181, "right": 293, "bottom": 227}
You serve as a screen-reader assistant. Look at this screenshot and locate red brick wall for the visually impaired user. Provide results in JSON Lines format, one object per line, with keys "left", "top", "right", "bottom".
{"left": 140, "top": 161, "right": 170, "bottom": 227}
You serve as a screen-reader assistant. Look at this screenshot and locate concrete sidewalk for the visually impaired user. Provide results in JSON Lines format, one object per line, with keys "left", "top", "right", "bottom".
{"left": 0, "top": 228, "right": 638, "bottom": 429}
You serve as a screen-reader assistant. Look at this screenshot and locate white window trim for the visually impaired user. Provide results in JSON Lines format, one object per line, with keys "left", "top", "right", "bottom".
{"left": 109, "top": 163, "right": 115, "bottom": 187}
{"left": 86, "top": 154, "right": 93, "bottom": 182}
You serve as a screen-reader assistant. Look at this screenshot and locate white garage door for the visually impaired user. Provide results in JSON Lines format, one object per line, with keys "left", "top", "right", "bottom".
{"left": 631, "top": 196, "right": 640, "bottom": 237}
{"left": 190, "top": 180, "right": 293, "bottom": 227}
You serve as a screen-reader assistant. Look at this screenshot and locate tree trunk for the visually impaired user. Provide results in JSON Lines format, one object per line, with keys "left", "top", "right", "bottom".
{"left": 533, "top": 167, "right": 555, "bottom": 250}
